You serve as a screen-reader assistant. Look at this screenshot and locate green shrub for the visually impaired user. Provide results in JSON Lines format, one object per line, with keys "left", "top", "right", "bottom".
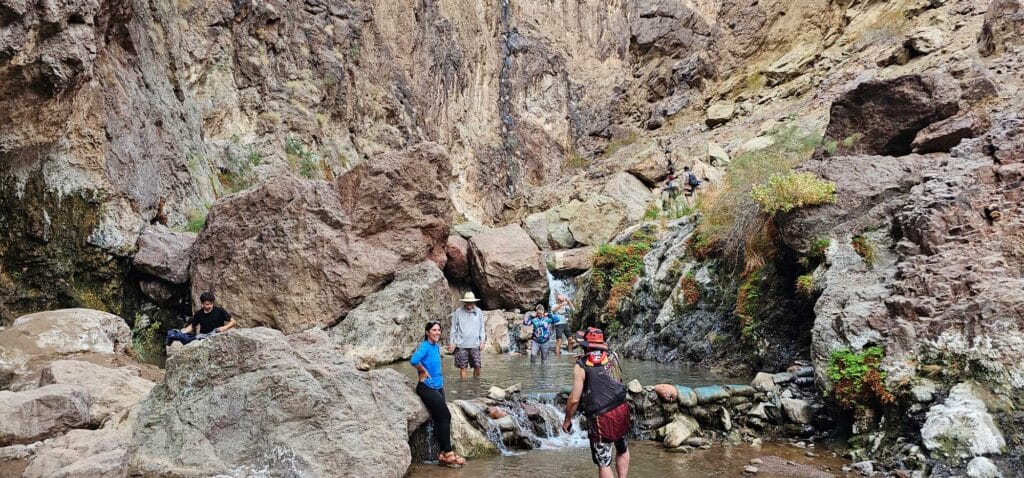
{"left": 643, "top": 205, "right": 660, "bottom": 221}
{"left": 736, "top": 267, "right": 766, "bottom": 338}
{"left": 602, "top": 132, "right": 639, "bottom": 158}
{"left": 184, "top": 208, "right": 207, "bottom": 233}
{"left": 566, "top": 150, "right": 589, "bottom": 168}
{"left": 827, "top": 346, "right": 895, "bottom": 411}
{"left": 852, "top": 235, "right": 877, "bottom": 268}
{"left": 751, "top": 172, "right": 836, "bottom": 214}
{"left": 592, "top": 238, "right": 652, "bottom": 316}
{"left": 795, "top": 273, "right": 815, "bottom": 297}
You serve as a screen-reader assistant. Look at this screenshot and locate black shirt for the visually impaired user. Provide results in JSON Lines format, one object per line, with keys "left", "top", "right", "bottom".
{"left": 191, "top": 306, "right": 231, "bottom": 334}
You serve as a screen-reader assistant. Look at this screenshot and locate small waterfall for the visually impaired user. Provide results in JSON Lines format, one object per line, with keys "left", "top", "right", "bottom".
{"left": 481, "top": 418, "right": 517, "bottom": 456}
{"left": 546, "top": 269, "right": 577, "bottom": 312}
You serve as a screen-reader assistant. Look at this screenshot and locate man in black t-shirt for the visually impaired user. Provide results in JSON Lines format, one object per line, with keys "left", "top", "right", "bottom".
{"left": 166, "top": 291, "right": 238, "bottom": 346}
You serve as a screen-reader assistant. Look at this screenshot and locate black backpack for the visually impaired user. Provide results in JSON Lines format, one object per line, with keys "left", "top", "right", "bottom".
{"left": 687, "top": 172, "right": 701, "bottom": 187}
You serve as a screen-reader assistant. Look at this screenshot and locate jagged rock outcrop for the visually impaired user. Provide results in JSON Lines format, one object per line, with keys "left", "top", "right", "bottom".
{"left": 979, "top": 0, "right": 1024, "bottom": 57}
{"left": 330, "top": 261, "right": 451, "bottom": 366}
{"left": 822, "top": 74, "right": 961, "bottom": 157}
{"left": 444, "top": 235, "right": 471, "bottom": 284}
{"left": 190, "top": 143, "right": 451, "bottom": 334}
{"left": 468, "top": 224, "right": 547, "bottom": 310}
{"left": 128, "top": 328, "right": 429, "bottom": 478}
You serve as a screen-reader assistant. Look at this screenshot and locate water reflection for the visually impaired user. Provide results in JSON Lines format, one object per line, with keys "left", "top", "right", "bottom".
{"left": 385, "top": 352, "right": 748, "bottom": 400}
{"left": 408, "top": 440, "right": 848, "bottom": 478}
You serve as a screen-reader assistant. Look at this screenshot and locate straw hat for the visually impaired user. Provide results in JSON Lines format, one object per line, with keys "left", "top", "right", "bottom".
{"left": 460, "top": 291, "right": 481, "bottom": 302}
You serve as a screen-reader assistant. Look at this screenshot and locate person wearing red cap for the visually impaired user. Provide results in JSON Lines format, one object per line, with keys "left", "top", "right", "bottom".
{"left": 562, "top": 328, "right": 630, "bottom": 478}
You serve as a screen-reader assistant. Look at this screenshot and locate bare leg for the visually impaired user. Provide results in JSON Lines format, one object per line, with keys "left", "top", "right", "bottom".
{"left": 555, "top": 338, "right": 563, "bottom": 356}
{"left": 598, "top": 466, "right": 613, "bottom": 478}
{"left": 615, "top": 450, "right": 630, "bottom": 478}
{"left": 473, "top": 367, "right": 481, "bottom": 377}
{"left": 460, "top": 368, "right": 467, "bottom": 380}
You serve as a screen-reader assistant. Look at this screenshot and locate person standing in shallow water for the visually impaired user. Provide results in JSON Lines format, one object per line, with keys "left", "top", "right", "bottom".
{"left": 449, "top": 292, "right": 486, "bottom": 379}
{"left": 411, "top": 321, "right": 466, "bottom": 467}
{"left": 563, "top": 327, "right": 631, "bottom": 478}
{"left": 522, "top": 304, "right": 557, "bottom": 364}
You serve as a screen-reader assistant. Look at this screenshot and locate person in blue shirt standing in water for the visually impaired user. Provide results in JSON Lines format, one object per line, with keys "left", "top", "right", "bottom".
{"left": 411, "top": 321, "right": 466, "bottom": 468}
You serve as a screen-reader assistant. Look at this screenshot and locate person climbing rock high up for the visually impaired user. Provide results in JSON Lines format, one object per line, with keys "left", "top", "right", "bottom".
{"left": 682, "top": 165, "right": 701, "bottom": 207}
{"left": 563, "top": 327, "right": 631, "bottom": 478}
{"left": 165, "top": 291, "right": 237, "bottom": 347}
{"left": 449, "top": 291, "right": 486, "bottom": 379}
{"left": 411, "top": 321, "right": 466, "bottom": 468}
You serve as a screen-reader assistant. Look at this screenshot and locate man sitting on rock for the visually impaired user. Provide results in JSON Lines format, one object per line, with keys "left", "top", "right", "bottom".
{"left": 166, "top": 291, "right": 237, "bottom": 346}
{"left": 449, "top": 291, "right": 486, "bottom": 379}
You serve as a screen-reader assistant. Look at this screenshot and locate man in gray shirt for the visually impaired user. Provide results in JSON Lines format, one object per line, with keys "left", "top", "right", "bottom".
{"left": 449, "top": 291, "right": 486, "bottom": 379}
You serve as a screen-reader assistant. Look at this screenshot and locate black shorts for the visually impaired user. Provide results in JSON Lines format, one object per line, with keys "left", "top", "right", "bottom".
{"left": 589, "top": 438, "right": 628, "bottom": 467}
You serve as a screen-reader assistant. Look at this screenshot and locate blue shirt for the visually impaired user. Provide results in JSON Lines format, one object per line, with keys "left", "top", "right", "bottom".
{"left": 410, "top": 340, "right": 443, "bottom": 389}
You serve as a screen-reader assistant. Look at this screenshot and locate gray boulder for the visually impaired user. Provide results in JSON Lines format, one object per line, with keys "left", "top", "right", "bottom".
{"left": 601, "top": 172, "right": 655, "bottom": 223}
{"left": 966, "top": 456, "right": 1004, "bottom": 478}
{"left": 23, "top": 426, "right": 129, "bottom": 478}
{"left": 780, "top": 398, "right": 812, "bottom": 425}
{"left": 921, "top": 382, "right": 1006, "bottom": 461}
{"left": 330, "top": 261, "right": 451, "bottom": 366}
{"left": 0, "top": 384, "right": 91, "bottom": 446}
{"left": 39, "top": 360, "right": 155, "bottom": 425}
{"left": 568, "top": 195, "right": 629, "bottom": 246}
{"left": 132, "top": 225, "right": 196, "bottom": 284}
{"left": 128, "top": 328, "right": 429, "bottom": 478}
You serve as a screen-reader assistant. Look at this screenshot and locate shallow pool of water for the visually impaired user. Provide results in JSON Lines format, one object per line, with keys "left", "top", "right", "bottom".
{"left": 408, "top": 440, "right": 850, "bottom": 477}
{"left": 385, "top": 351, "right": 749, "bottom": 400}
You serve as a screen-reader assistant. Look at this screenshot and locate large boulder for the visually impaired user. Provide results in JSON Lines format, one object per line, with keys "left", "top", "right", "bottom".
{"left": 483, "top": 310, "right": 516, "bottom": 354}
{"left": 128, "top": 328, "right": 429, "bottom": 477}
{"left": 658, "top": 414, "right": 700, "bottom": 448}
{"left": 822, "top": 74, "right": 960, "bottom": 156}
{"left": 523, "top": 207, "right": 577, "bottom": 250}
{"left": 912, "top": 113, "right": 987, "bottom": 154}
{"left": 190, "top": 143, "right": 452, "bottom": 334}
{"left": 23, "top": 426, "right": 128, "bottom": 478}
{"left": 921, "top": 382, "right": 1007, "bottom": 462}
{"left": 545, "top": 247, "right": 595, "bottom": 275}
{"left": 444, "top": 235, "right": 471, "bottom": 283}
{"left": 330, "top": 262, "right": 451, "bottom": 366}
{"left": 39, "top": 360, "right": 155, "bottom": 425}
{"left": 602, "top": 172, "right": 655, "bottom": 222}
{"left": 979, "top": 0, "right": 1024, "bottom": 57}
{"left": 468, "top": 225, "right": 547, "bottom": 310}
{"left": 0, "top": 384, "right": 91, "bottom": 446}
{"left": 568, "top": 195, "right": 629, "bottom": 246}
{"left": 132, "top": 225, "right": 196, "bottom": 284}
{"left": 0, "top": 309, "right": 132, "bottom": 387}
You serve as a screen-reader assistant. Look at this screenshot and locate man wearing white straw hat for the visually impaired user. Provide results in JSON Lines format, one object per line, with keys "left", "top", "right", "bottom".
{"left": 450, "top": 291, "right": 486, "bottom": 379}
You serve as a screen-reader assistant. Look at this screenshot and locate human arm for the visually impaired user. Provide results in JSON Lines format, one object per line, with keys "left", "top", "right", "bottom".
{"left": 410, "top": 343, "right": 431, "bottom": 381}
{"left": 478, "top": 310, "right": 486, "bottom": 351}
{"left": 449, "top": 312, "right": 457, "bottom": 353}
{"left": 216, "top": 315, "right": 237, "bottom": 333}
{"left": 181, "top": 323, "right": 194, "bottom": 334}
{"left": 522, "top": 312, "right": 534, "bottom": 326}
{"left": 562, "top": 364, "right": 586, "bottom": 432}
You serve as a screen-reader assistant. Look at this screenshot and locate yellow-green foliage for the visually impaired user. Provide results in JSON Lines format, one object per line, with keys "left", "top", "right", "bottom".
{"left": 695, "top": 125, "right": 821, "bottom": 268}
{"left": 751, "top": 172, "right": 836, "bottom": 214}
{"left": 736, "top": 267, "right": 766, "bottom": 338}
{"left": 566, "top": 149, "right": 589, "bottom": 168}
{"left": 795, "top": 273, "right": 815, "bottom": 298}
{"left": 602, "top": 131, "right": 639, "bottom": 158}
{"left": 183, "top": 207, "right": 208, "bottom": 233}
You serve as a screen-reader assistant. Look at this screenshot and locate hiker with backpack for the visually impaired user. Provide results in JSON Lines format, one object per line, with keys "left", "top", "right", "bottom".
{"left": 682, "top": 165, "right": 701, "bottom": 207}
{"left": 562, "top": 327, "right": 631, "bottom": 478}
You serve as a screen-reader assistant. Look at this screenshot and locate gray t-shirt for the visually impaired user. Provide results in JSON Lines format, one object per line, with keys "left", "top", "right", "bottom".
{"left": 450, "top": 306, "right": 486, "bottom": 348}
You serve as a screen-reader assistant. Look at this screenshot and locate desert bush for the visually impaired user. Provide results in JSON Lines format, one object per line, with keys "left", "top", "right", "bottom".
{"left": 751, "top": 172, "right": 836, "bottom": 214}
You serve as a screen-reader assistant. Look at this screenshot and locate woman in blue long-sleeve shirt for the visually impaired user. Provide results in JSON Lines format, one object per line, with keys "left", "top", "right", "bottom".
{"left": 411, "top": 321, "right": 466, "bottom": 467}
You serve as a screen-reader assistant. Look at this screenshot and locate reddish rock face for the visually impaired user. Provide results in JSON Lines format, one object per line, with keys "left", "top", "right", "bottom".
{"left": 912, "top": 113, "right": 988, "bottom": 154}
{"left": 468, "top": 225, "right": 548, "bottom": 310}
{"left": 444, "top": 235, "right": 471, "bottom": 284}
{"left": 653, "top": 383, "right": 678, "bottom": 403}
{"left": 190, "top": 143, "right": 452, "bottom": 334}
{"left": 822, "top": 74, "right": 960, "bottom": 157}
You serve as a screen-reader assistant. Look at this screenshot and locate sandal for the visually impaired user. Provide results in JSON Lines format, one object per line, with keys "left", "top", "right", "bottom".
{"left": 438, "top": 451, "right": 466, "bottom": 467}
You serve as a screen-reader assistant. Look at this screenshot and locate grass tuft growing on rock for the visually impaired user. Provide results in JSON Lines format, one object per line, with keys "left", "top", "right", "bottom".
{"left": 852, "top": 235, "right": 877, "bottom": 268}
{"left": 694, "top": 125, "right": 821, "bottom": 270}
{"left": 795, "top": 273, "right": 815, "bottom": 298}
{"left": 184, "top": 208, "right": 208, "bottom": 233}
{"left": 751, "top": 172, "right": 836, "bottom": 214}
{"left": 827, "top": 346, "right": 895, "bottom": 412}
{"left": 680, "top": 270, "right": 700, "bottom": 308}
{"left": 592, "top": 235, "right": 653, "bottom": 317}
{"left": 736, "top": 267, "right": 767, "bottom": 339}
